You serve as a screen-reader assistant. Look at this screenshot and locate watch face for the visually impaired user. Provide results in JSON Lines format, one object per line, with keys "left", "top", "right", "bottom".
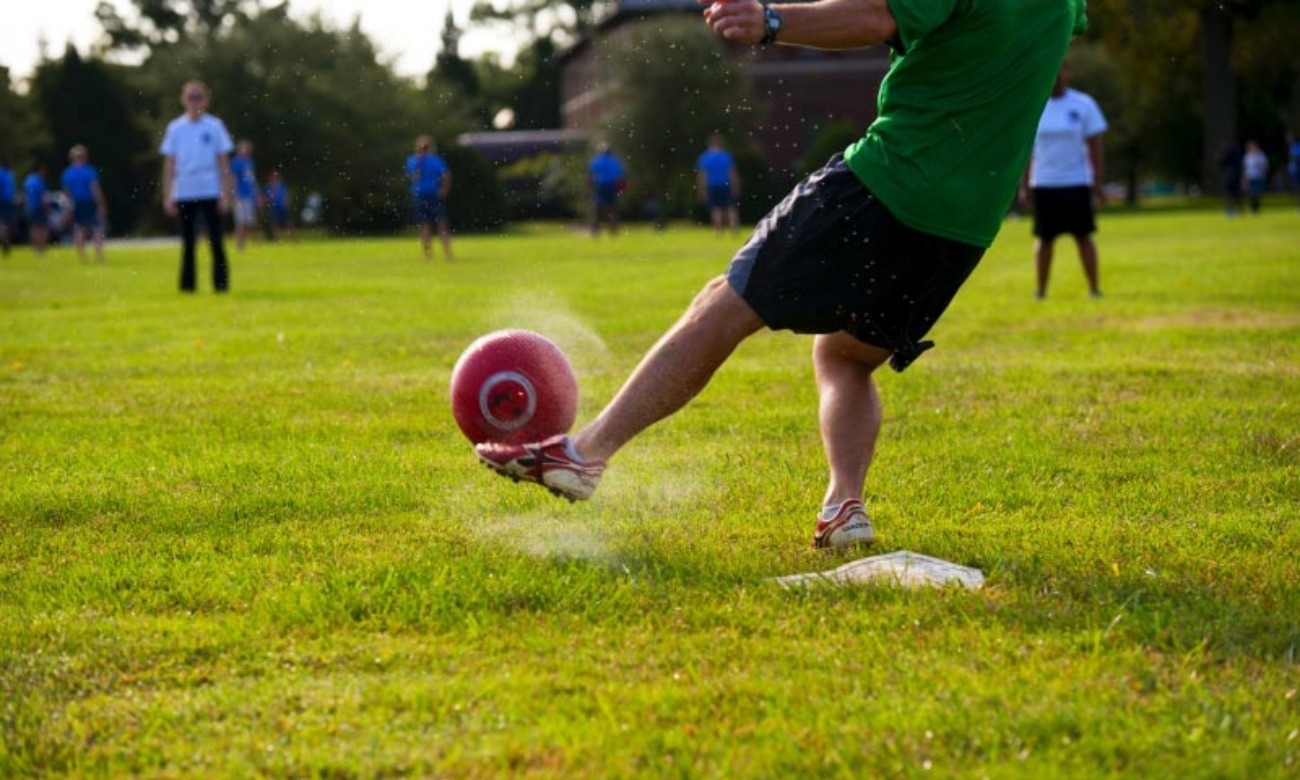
{"left": 764, "top": 6, "right": 782, "bottom": 40}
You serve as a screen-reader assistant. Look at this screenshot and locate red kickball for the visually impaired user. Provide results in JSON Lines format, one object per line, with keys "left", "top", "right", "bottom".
{"left": 450, "top": 329, "right": 579, "bottom": 445}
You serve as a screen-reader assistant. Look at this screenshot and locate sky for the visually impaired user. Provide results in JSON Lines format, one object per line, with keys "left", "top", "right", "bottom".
{"left": 1, "top": 0, "right": 513, "bottom": 85}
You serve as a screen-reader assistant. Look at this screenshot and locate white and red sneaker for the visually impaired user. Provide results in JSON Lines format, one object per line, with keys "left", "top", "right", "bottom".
{"left": 475, "top": 434, "right": 605, "bottom": 502}
{"left": 812, "top": 499, "right": 876, "bottom": 549}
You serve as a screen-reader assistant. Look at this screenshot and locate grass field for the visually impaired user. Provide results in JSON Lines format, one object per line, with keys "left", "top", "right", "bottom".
{"left": 2, "top": 206, "right": 1298, "bottom": 778}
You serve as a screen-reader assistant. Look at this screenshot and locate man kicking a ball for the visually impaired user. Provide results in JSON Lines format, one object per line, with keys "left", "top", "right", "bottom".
{"left": 478, "top": 0, "right": 1088, "bottom": 548}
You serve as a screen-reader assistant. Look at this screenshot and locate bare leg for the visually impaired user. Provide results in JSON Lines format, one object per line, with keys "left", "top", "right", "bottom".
{"left": 75, "top": 229, "right": 88, "bottom": 262}
{"left": 438, "top": 219, "right": 454, "bottom": 260}
{"left": 1075, "top": 233, "right": 1100, "bottom": 295}
{"left": 1034, "top": 237, "right": 1054, "bottom": 298}
{"left": 419, "top": 223, "right": 432, "bottom": 259}
{"left": 573, "top": 276, "right": 763, "bottom": 462}
{"left": 93, "top": 228, "right": 105, "bottom": 262}
{"left": 813, "top": 333, "right": 890, "bottom": 507}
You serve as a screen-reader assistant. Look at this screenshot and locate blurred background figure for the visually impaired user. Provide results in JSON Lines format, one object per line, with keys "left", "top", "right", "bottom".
{"left": 0, "top": 158, "right": 15, "bottom": 256}
{"left": 1022, "top": 64, "right": 1108, "bottom": 299}
{"left": 230, "top": 140, "right": 261, "bottom": 251}
{"left": 263, "top": 169, "right": 292, "bottom": 241}
{"left": 696, "top": 134, "right": 741, "bottom": 236}
{"left": 405, "top": 135, "right": 453, "bottom": 260}
{"left": 61, "top": 144, "right": 108, "bottom": 263}
{"left": 587, "top": 142, "right": 625, "bottom": 237}
{"left": 160, "top": 80, "right": 235, "bottom": 293}
{"left": 22, "top": 164, "right": 50, "bottom": 256}
{"left": 1241, "top": 139, "right": 1269, "bottom": 214}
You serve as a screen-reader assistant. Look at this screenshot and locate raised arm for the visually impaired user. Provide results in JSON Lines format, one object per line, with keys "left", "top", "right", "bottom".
{"left": 701, "top": 0, "right": 897, "bottom": 50}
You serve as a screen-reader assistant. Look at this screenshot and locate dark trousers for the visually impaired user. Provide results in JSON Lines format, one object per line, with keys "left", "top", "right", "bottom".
{"left": 177, "top": 199, "right": 228, "bottom": 292}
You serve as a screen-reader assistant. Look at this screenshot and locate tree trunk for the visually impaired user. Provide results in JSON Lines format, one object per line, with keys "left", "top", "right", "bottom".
{"left": 1200, "top": 6, "right": 1236, "bottom": 195}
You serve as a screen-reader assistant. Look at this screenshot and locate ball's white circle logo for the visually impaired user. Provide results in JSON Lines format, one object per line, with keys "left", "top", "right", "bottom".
{"left": 479, "top": 371, "right": 536, "bottom": 431}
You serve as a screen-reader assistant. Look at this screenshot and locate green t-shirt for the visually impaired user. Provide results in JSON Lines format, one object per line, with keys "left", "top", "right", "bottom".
{"left": 844, "top": 0, "right": 1088, "bottom": 248}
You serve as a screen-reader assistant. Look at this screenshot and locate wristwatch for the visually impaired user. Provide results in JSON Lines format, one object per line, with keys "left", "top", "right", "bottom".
{"left": 760, "top": 4, "right": 783, "bottom": 45}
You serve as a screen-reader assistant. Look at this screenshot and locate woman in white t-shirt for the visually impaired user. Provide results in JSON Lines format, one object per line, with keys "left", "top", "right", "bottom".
{"left": 160, "top": 80, "right": 235, "bottom": 293}
{"left": 1020, "top": 65, "right": 1108, "bottom": 299}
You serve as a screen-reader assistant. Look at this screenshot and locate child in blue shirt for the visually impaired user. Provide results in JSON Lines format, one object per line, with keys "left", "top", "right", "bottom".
{"left": 587, "top": 143, "right": 626, "bottom": 237}
{"left": 61, "top": 144, "right": 108, "bottom": 262}
{"left": 263, "top": 169, "right": 291, "bottom": 241}
{"left": 23, "top": 166, "right": 50, "bottom": 256}
{"left": 405, "top": 135, "right": 453, "bottom": 260}
{"left": 696, "top": 135, "right": 741, "bottom": 236}
{"left": 229, "top": 141, "right": 260, "bottom": 250}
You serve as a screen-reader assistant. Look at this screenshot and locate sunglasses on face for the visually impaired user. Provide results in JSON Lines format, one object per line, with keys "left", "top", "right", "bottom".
{"left": 185, "top": 93, "right": 206, "bottom": 102}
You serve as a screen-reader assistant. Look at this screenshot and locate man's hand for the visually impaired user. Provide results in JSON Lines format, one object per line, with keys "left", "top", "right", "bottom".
{"left": 701, "top": 0, "right": 765, "bottom": 45}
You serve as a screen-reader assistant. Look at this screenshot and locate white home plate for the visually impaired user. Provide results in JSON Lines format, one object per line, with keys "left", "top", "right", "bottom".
{"left": 773, "top": 550, "right": 985, "bottom": 590}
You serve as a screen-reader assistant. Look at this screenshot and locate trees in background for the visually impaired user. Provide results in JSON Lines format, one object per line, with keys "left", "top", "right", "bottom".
{"left": 1, "top": 0, "right": 1296, "bottom": 233}
{"left": 1087, "top": 0, "right": 1299, "bottom": 197}
{"left": 26, "top": 48, "right": 155, "bottom": 236}
{"left": 0, "top": 68, "right": 46, "bottom": 175}
{"left": 4, "top": 0, "right": 496, "bottom": 235}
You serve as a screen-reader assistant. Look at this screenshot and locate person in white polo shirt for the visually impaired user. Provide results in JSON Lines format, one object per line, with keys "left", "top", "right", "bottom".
{"left": 160, "top": 80, "right": 235, "bottom": 293}
{"left": 1021, "top": 63, "right": 1108, "bottom": 299}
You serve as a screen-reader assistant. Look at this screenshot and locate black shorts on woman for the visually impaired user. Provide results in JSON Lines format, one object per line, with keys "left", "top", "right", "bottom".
{"left": 726, "top": 155, "right": 984, "bottom": 372}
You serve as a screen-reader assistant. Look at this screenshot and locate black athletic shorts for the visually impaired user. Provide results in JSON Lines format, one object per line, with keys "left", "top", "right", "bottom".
{"left": 1031, "top": 185, "right": 1096, "bottom": 239}
{"left": 726, "top": 155, "right": 985, "bottom": 372}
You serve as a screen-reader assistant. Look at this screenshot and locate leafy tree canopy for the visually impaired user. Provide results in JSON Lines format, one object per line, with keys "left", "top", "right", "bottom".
{"left": 95, "top": 0, "right": 256, "bottom": 53}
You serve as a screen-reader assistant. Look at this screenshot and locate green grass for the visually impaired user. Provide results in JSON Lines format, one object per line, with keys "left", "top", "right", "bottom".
{"left": 1, "top": 208, "right": 1297, "bottom": 778}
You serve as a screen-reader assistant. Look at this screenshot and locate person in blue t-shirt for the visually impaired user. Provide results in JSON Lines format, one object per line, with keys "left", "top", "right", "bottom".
{"left": 23, "top": 165, "right": 50, "bottom": 256}
{"left": 229, "top": 140, "right": 261, "bottom": 251}
{"left": 61, "top": 145, "right": 108, "bottom": 262}
{"left": 696, "top": 134, "right": 741, "bottom": 236}
{"left": 405, "top": 135, "right": 453, "bottom": 260}
{"left": 0, "top": 158, "right": 15, "bottom": 256}
{"left": 262, "top": 169, "right": 291, "bottom": 241}
{"left": 587, "top": 143, "right": 626, "bottom": 237}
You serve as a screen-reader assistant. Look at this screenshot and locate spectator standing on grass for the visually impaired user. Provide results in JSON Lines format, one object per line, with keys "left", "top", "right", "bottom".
{"left": 697, "top": 134, "right": 741, "bottom": 236}
{"left": 476, "top": 0, "right": 1088, "bottom": 549}
{"left": 1242, "top": 139, "right": 1269, "bottom": 215}
{"left": 1021, "top": 64, "right": 1107, "bottom": 299}
{"left": 0, "top": 158, "right": 14, "bottom": 257}
{"left": 229, "top": 140, "right": 260, "bottom": 251}
{"left": 160, "top": 80, "right": 235, "bottom": 293}
{"left": 405, "top": 135, "right": 453, "bottom": 261}
{"left": 263, "top": 169, "right": 291, "bottom": 242}
{"left": 587, "top": 143, "right": 626, "bottom": 237}
{"left": 60, "top": 145, "right": 108, "bottom": 263}
{"left": 22, "top": 165, "right": 50, "bottom": 256}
